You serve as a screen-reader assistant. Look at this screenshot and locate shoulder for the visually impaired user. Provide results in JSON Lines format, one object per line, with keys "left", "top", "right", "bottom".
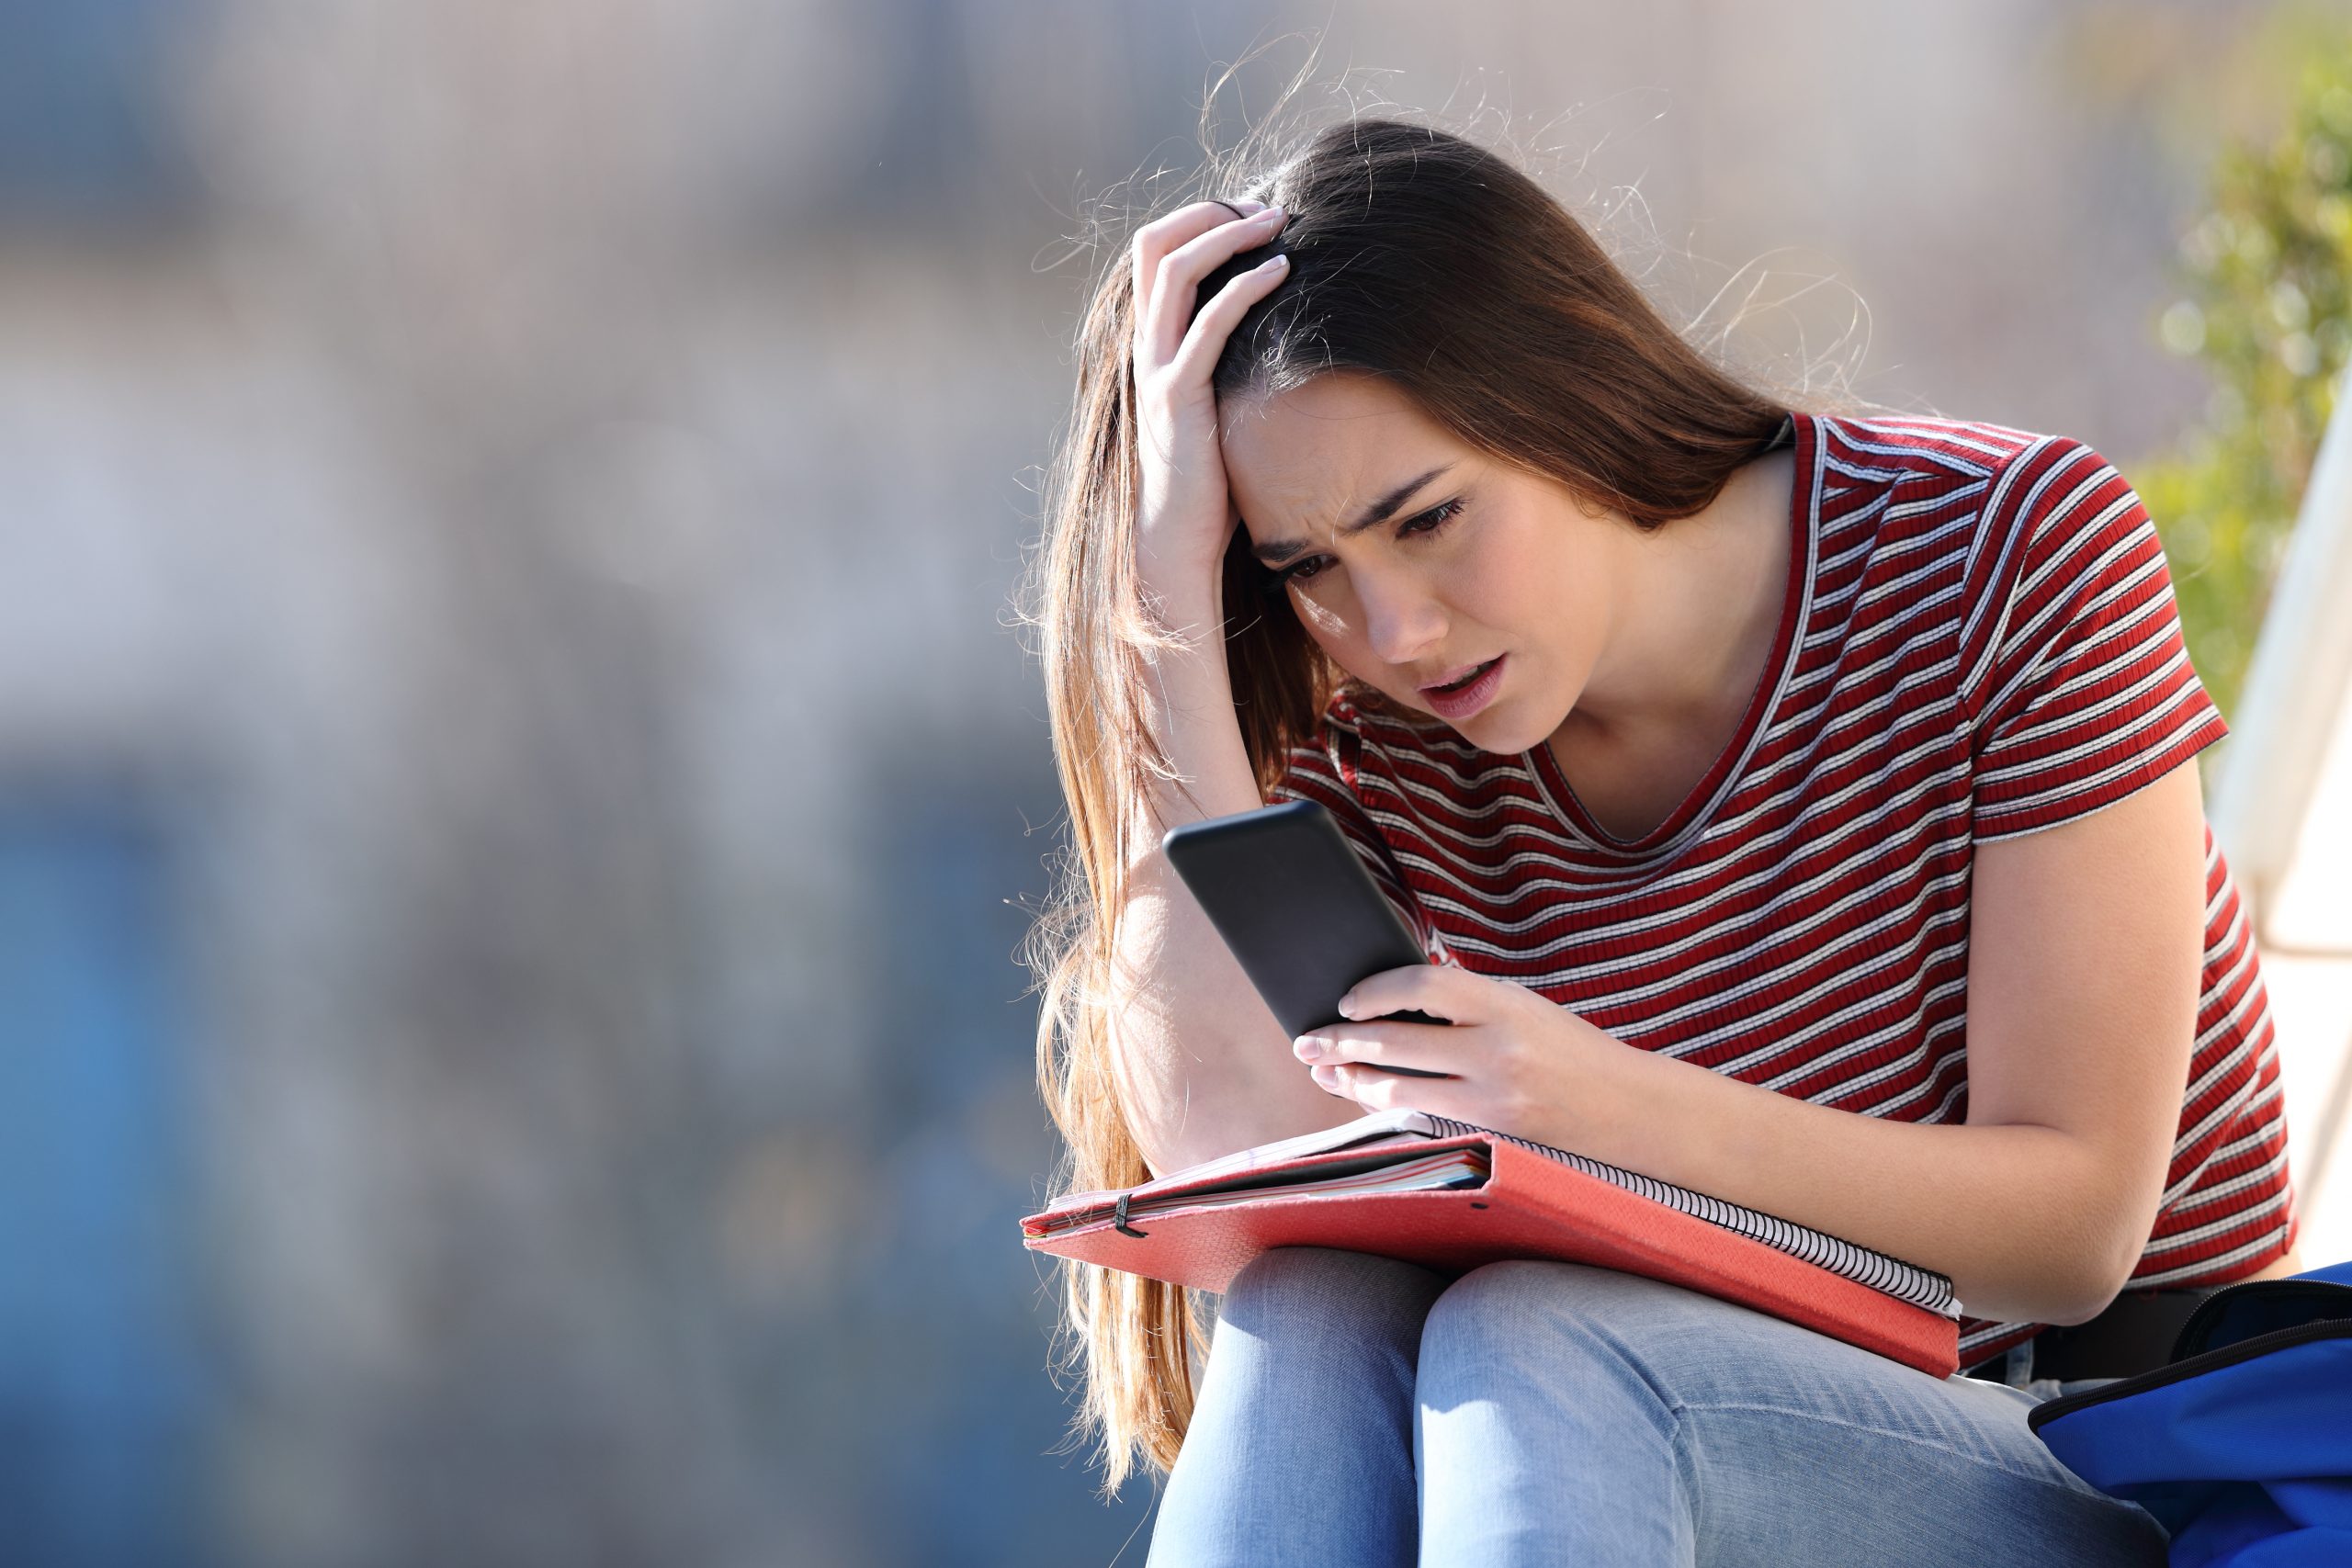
{"left": 1814, "top": 412, "right": 2122, "bottom": 536}
{"left": 1811, "top": 411, "right": 2052, "bottom": 484}
{"left": 1820, "top": 414, "right": 2147, "bottom": 597}
{"left": 1798, "top": 412, "right": 2102, "bottom": 581}
{"left": 1823, "top": 414, "right": 2124, "bottom": 522}
{"left": 1962, "top": 427, "right": 2155, "bottom": 605}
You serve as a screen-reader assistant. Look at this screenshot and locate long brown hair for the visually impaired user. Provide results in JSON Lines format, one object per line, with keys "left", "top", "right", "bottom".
{"left": 1012, "top": 102, "right": 1882, "bottom": 1498}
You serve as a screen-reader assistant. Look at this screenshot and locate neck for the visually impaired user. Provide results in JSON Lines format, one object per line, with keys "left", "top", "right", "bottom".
{"left": 1565, "top": 451, "right": 1796, "bottom": 747}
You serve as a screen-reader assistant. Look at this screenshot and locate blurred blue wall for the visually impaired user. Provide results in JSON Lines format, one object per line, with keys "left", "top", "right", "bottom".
{"left": 0, "top": 794, "right": 207, "bottom": 1568}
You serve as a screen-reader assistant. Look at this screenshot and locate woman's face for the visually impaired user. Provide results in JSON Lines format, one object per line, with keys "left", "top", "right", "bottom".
{"left": 1219, "top": 370, "right": 1623, "bottom": 750}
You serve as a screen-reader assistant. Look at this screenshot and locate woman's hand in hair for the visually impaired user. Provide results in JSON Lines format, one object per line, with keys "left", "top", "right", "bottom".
{"left": 1130, "top": 198, "right": 1292, "bottom": 605}
{"left": 1288, "top": 964, "right": 1640, "bottom": 1149}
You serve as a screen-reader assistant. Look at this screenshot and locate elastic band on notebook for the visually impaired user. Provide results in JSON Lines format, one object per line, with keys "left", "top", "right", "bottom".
{"left": 1114, "top": 1192, "right": 1149, "bottom": 1238}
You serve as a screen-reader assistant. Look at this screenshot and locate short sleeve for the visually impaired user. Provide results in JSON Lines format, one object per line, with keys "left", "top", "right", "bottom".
{"left": 1963, "top": 436, "right": 2229, "bottom": 841}
{"left": 1265, "top": 705, "right": 1452, "bottom": 964}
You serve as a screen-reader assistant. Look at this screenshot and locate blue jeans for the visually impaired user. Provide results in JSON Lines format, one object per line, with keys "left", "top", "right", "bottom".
{"left": 1145, "top": 1247, "right": 2168, "bottom": 1566}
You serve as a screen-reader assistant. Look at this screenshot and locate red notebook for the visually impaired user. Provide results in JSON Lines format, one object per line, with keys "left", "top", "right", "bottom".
{"left": 1021, "top": 1109, "right": 1962, "bottom": 1378}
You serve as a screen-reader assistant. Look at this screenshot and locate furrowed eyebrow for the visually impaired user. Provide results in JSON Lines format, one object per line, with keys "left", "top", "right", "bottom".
{"left": 1250, "top": 463, "right": 1456, "bottom": 566}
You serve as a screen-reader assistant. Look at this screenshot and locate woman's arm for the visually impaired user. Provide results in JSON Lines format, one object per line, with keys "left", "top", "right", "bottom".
{"left": 1573, "top": 756, "right": 2210, "bottom": 1326}
{"left": 1299, "top": 753, "right": 2222, "bottom": 1325}
{"left": 1110, "top": 595, "right": 1366, "bottom": 1180}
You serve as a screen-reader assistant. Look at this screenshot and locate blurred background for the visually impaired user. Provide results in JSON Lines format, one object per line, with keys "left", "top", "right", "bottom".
{"left": 5, "top": 1, "right": 2352, "bottom": 1563}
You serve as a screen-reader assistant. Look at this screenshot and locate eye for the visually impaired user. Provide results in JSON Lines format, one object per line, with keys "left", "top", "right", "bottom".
{"left": 1271, "top": 496, "right": 1468, "bottom": 589}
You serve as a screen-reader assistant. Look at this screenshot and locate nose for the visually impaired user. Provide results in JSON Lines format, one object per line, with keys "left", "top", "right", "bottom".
{"left": 1353, "top": 566, "right": 1446, "bottom": 669}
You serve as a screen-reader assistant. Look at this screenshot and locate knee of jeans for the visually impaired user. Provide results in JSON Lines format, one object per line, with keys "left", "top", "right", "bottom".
{"left": 1419, "top": 1258, "right": 1721, "bottom": 1380}
{"left": 1219, "top": 1246, "right": 1442, "bottom": 1333}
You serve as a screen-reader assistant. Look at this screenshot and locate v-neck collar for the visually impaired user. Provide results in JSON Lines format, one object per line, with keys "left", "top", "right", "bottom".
{"left": 1524, "top": 412, "right": 1816, "bottom": 861}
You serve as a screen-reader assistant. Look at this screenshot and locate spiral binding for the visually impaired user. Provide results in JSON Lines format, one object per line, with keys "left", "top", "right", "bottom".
{"left": 1419, "top": 1112, "right": 1957, "bottom": 1317}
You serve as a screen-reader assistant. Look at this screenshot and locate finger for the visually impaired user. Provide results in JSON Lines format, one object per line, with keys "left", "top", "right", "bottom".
{"left": 1326, "top": 1061, "right": 1477, "bottom": 1119}
{"left": 1293, "top": 1021, "right": 1457, "bottom": 1076}
{"left": 1339, "top": 963, "right": 1485, "bottom": 1025}
{"left": 1131, "top": 200, "right": 1257, "bottom": 316}
{"left": 1309, "top": 1062, "right": 1351, "bottom": 1099}
{"left": 1130, "top": 201, "right": 1272, "bottom": 369}
{"left": 1131, "top": 202, "right": 1264, "bottom": 375}
{"left": 1143, "top": 204, "right": 1288, "bottom": 370}
{"left": 1166, "top": 253, "right": 1290, "bottom": 385}
{"left": 1331, "top": 1062, "right": 1397, "bottom": 1109}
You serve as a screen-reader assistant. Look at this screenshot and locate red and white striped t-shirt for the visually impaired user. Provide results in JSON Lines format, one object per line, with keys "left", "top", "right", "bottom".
{"left": 1269, "top": 410, "right": 2298, "bottom": 1366}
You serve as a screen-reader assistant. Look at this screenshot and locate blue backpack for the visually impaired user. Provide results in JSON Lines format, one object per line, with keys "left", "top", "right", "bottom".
{"left": 2029, "top": 1259, "right": 2352, "bottom": 1566}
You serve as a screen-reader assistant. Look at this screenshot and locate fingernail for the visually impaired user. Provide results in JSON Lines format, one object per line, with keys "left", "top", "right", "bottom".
{"left": 1235, "top": 198, "right": 1268, "bottom": 214}
{"left": 1293, "top": 1035, "right": 1325, "bottom": 1059}
{"left": 1337, "top": 994, "right": 1359, "bottom": 1018}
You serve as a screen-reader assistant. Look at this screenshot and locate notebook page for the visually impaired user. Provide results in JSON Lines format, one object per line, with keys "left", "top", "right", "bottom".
{"left": 1119, "top": 1108, "right": 1438, "bottom": 1195}
{"left": 1125, "top": 1149, "right": 1490, "bottom": 1214}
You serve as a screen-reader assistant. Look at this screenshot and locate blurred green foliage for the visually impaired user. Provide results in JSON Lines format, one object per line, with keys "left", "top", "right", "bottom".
{"left": 2135, "top": 39, "right": 2352, "bottom": 719}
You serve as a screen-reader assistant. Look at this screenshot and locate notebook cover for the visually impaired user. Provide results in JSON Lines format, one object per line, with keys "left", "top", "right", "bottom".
{"left": 1021, "top": 1131, "right": 1960, "bottom": 1378}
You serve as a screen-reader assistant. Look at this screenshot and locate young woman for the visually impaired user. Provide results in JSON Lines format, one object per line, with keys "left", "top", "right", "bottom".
{"left": 1017, "top": 115, "right": 2302, "bottom": 1564}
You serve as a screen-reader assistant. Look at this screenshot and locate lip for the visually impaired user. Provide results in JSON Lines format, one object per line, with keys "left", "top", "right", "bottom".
{"left": 1418, "top": 658, "right": 1497, "bottom": 692}
{"left": 1419, "top": 654, "right": 1505, "bottom": 720}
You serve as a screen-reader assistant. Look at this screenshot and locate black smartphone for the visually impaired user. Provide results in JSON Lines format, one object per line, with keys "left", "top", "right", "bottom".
{"left": 1161, "top": 798, "right": 1453, "bottom": 1077}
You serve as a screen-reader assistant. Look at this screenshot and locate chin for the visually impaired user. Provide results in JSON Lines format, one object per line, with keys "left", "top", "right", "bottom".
{"left": 1458, "top": 700, "right": 1566, "bottom": 754}
{"left": 1426, "top": 698, "right": 1518, "bottom": 741}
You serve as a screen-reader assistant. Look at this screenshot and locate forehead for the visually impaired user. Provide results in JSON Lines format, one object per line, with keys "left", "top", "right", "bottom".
{"left": 1219, "top": 372, "right": 1459, "bottom": 534}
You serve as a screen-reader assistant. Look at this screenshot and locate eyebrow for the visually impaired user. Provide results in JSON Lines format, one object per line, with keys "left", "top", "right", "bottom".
{"left": 1250, "top": 463, "right": 1456, "bottom": 566}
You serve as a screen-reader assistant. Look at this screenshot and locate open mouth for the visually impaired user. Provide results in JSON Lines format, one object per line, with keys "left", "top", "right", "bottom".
{"left": 1429, "top": 658, "right": 1499, "bottom": 694}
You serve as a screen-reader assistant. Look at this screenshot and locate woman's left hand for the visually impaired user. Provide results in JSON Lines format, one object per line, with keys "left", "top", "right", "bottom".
{"left": 1291, "top": 964, "right": 1644, "bottom": 1148}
